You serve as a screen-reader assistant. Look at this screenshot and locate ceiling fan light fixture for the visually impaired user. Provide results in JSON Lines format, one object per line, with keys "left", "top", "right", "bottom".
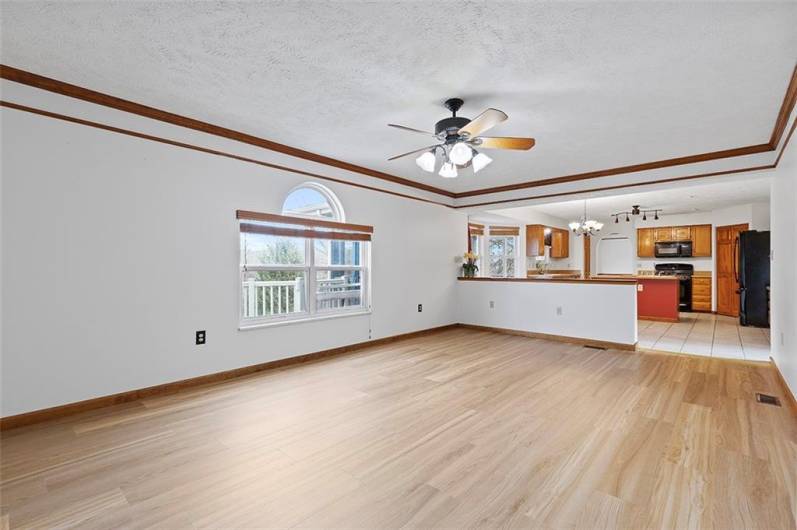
{"left": 449, "top": 142, "right": 473, "bottom": 165}
{"left": 439, "top": 162, "right": 458, "bottom": 178}
{"left": 472, "top": 152, "right": 493, "bottom": 173}
{"left": 415, "top": 150, "right": 436, "bottom": 172}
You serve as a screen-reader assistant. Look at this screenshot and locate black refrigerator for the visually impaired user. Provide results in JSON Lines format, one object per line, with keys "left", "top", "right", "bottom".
{"left": 738, "top": 230, "right": 770, "bottom": 327}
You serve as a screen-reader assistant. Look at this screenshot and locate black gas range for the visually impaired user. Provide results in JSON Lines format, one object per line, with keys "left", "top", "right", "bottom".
{"left": 655, "top": 263, "right": 694, "bottom": 312}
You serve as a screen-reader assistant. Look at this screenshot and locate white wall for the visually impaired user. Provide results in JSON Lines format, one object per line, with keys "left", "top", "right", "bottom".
{"left": 0, "top": 105, "right": 466, "bottom": 416}
{"left": 457, "top": 281, "right": 637, "bottom": 346}
{"left": 770, "top": 140, "right": 797, "bottom": 398}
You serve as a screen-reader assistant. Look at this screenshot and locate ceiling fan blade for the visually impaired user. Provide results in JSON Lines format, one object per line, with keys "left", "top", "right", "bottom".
{"left": 387, "top": 144, "right": 439, "bottom": 161}
{"left": 458, "top": 108, "right": 508, "bottom": 138}
{"left": 387, "top": 123, "right": 436, "bottom": 136}
{"left": 477, "top": 136, "right": 536, "bottom": 150}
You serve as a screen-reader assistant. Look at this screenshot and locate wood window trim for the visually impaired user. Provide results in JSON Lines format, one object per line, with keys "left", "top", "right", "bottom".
{"left": 488, "top": 225, "right": 520, "bottom": 236}
{"left": 236, "top": 210, "right": 373, "bottom": 233}
{"left": 239, "top": 223, "right": 371, "bottom": 241}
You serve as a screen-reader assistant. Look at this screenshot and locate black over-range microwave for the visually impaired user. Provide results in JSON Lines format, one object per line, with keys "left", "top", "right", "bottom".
{"left": 654, "top": 240, "right": 693, "bottom": 258}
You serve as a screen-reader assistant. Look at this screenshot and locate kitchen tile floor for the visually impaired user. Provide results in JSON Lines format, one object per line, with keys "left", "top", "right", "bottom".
{"left": 637, "top": 312, "right": 770, "bottom": 361}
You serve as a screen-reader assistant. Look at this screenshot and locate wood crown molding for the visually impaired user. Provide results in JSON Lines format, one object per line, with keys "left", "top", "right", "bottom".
{"left": 453, "top": 62, "right": 797, "bottom": 199}
{"left": 0, "top": 100, "right": 454, "bottom": 210}
{"left": 0, "top": 64, "right": 455, "bottom": 199}
{"left": 2, "top": 63, "right": 796, "bottom": 202}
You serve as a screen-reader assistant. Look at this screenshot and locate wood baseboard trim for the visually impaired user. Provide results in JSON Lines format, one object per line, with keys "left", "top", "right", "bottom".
{"left": 770, "top": 356, "right": 797, "bottom": 416}
{"left": 638, "top": 316, "right": 681, "bottom": 323}
{"left": 0, "top": 324, "right": 460, "bottom": 431}
{"left": 456, "top": 323, "right": 636, "bottom": 351}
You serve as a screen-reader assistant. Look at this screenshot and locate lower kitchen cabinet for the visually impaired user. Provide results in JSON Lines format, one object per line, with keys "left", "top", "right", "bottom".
{"left": 692, "top": 276, "right": 712, "bottom": 312}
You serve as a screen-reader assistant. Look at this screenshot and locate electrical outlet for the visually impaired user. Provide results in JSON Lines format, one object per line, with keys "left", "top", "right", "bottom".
{"left": 489, "top": 301, "right": 495, "bottom": 309}
{"left": 417, "top": 304, "right": 423, "bottom": 312}
{"left": 556, "top": 306, "right": 563, "bottom": 316}
{"left": 195, "top": 330, "right": 206, "bottom": 345}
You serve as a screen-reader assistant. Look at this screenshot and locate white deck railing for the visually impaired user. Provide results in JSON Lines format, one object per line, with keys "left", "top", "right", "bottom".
{"left": 242, "top": 278, "right": 361, "bottom": 318}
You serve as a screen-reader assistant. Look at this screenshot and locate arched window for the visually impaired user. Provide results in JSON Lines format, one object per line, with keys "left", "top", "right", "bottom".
{"left": 238, "top": 182, "right": 369, "bottom": 327}
{"left": 282, "top": 183, "right": 344, "bottom": 221}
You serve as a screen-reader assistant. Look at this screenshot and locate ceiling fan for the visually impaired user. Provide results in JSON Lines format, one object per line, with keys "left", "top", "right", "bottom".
{"left": 387, "top": 98, "right": 535, "bottom": 178}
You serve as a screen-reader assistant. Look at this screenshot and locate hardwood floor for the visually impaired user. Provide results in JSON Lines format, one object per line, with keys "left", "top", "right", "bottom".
{"left": 1, "top": 327, "right": 795, "bottom": 529}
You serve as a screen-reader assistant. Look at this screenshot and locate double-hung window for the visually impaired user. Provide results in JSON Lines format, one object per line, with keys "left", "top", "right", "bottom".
{"left": 487, "top": 225, "right": 519, "bottom": 277}
{"left": 238, "top": 210, "right": 371, "bottom": 326}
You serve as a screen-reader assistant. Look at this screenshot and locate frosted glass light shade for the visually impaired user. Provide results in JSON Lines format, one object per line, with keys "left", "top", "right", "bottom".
{"left": 415, "top": 151, "right": 436, "bottom": 172}
{"left": 439, "top": 162, "right": 458, "bottom": 178}
{"left": 472, "top": 152, "right": 493, "bottom": 173}
{"left": 449, "top": 142, "right": 473, "bottom": 165}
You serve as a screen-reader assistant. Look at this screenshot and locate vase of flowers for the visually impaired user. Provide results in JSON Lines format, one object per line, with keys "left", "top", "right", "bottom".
{"left": 462, "top": 252, "right": 479, "bottom": 278}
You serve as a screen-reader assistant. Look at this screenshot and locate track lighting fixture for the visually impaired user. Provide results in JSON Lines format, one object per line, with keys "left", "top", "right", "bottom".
{"left": 611, "top": 205, "right": 662, "bottom": 224}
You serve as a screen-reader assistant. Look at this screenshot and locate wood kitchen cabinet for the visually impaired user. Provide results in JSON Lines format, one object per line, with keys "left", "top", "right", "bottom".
{"left": 692, "top": 224, "right": 712, "bottom": 257}
{"left": 637, "top": 228, "right": 655, "bottom": 257}
{"left": 672, "top": 226, "right": 691, "bottom": 240}
{"left": 637, "top": 224, "right": 713, "bottom": 257}
{"left": 654, "top": 227, "right": 674, "bottom": 242}
{"left": 550, "top": 229, "right": 569, "bottom": 258}
{"left": 526, "top": 225, "right": 569, "bottom": 258}
{"left": 526, "top": 225, "right": 545, "bottom": 257}
{"left": 692, "top": 276, "right": 712, "bottom": 312}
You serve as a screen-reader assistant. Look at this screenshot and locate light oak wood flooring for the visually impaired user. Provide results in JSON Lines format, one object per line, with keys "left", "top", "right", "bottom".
{"left": 1, "top": 327, "right": 795, "bottom": 529}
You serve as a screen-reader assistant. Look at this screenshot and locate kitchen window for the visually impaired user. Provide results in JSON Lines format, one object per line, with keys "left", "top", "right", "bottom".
{"left": 238, "top": 185, "right": 371, "bottom": 327}
{"left": 468, "top": 222, "right": 485, "bottom": 277}
{"left": 487, "top": 225, "right": 519, "bottom": 278}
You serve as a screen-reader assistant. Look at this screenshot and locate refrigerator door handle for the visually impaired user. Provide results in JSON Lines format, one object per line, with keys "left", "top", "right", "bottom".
{"left": 733, "top": 236, "right": 740, "bottom": 283}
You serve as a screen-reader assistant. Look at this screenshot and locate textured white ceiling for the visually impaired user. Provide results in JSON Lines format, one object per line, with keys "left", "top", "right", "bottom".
{"left": 492, "top": 176, "right": 772, "bottom": 220}
{"left": 1, "top": 1, "right": 795, "bottom": 194}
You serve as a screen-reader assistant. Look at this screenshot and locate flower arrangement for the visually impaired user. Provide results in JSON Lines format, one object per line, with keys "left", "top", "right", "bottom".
{"left": 462, "top": 252, "right": 479, "bottom": 278}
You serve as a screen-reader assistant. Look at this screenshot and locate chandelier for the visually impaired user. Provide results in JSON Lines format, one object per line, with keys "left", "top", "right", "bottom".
{"left": 611, "top": 205, "right": 661, "bottom": 223}
{"left": 568, "top": 200, "right": 603, "bottom": 236}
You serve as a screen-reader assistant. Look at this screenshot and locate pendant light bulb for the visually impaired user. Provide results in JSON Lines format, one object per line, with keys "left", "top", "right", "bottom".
{"left": 415, "top": 150, "right": 436, "bottom": 173}
{"left": 449, "top": 142, "right": 474, "bottom": 165}
{"left": 615, "top": 216, "right": 619, "bottom": 224}
{"left": 625, "top": 214, "right": 630, "bottom": 222}
{"left": 439, "top": 162, "right": 458, "bottom": 178}
{"left": 643, "top": 213, "right": 647, "bottom": 221}
{"left": 654, "top": 212, "right": 659, "bottom": 220}
{"left": 472, "top": 152, "right": 493, "bottom": 173}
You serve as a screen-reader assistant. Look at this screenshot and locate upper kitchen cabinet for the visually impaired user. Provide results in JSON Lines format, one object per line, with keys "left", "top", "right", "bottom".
{"left": 654, "top": 227, "right": 674, "bottom": 242}
{"left": 526, "top": 225, "right": 545, "bottom": 256}
{"left": 637, "top": 224, "right": 713, "bottom": 257}
{"left": 673, "top": 226, "right": 691, "bottom": 240}
{"left": 692, "top": 224, "right": 712, "bottom": 257}
{"left": 550, "top": 229, "right": 569, "bottom": 258}
{"left": 526, "top": 225, "right": 569, "bottom": 258}
{"left": 638, "top": 228, "right": 655, "bottom": 257}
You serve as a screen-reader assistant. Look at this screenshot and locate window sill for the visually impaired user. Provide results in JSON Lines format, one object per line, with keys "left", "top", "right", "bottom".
{"left": 238, "top": 309, "right": 372, "bottom": 331}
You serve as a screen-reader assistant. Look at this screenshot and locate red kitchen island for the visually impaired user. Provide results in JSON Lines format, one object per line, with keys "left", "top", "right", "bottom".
{"left": 635, "top": 276, "right": 680, "bottom": 322}
{"left": 596, "top": 275, "right": 681, "bottom": 322}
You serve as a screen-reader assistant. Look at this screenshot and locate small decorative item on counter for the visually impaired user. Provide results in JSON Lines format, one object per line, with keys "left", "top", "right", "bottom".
{"left": 535, "top": 260, "right": 548, "bottom": 274}
{"left": 462, "top": 252, "right": 479, "bottom": 278}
